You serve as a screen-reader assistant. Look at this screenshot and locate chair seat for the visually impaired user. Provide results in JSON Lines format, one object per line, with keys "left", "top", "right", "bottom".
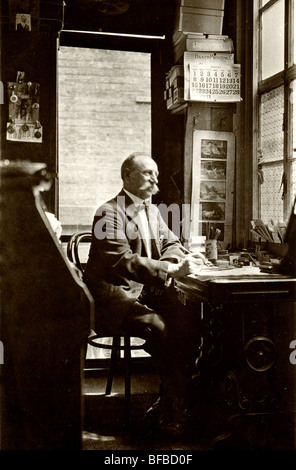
{"left": 88, "top": 332, "right": 146, "bottom": 351}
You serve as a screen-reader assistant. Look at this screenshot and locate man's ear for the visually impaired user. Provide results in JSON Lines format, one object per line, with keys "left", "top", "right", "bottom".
{"left": 122, "top": 167, "right": 130, "bottom": 180}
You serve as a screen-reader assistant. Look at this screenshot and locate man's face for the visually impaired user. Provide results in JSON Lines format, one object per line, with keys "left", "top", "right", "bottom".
{"left": 124, "top": 156, "right": 159, "bottom": 200}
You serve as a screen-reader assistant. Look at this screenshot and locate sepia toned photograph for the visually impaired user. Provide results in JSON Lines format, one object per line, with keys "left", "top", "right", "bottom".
{"left": 201, "top": 139, "right": 227, "bottom": 159}
{"left": 15, "top": 13, "right": 31, "bottom": 31}
{"left": 200, "top": 181, "right": 226, "bottom": 201}
{"left": 200, "top": 160, "right": 227, "bottom": 180}
{"left": 1, "top": 0, "right": 295, "bottom": 457}
{"left": 200, "top": 201, "right": 225, "bottom": 221}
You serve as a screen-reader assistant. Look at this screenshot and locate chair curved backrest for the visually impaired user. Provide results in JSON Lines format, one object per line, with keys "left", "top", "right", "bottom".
{"left": 67, "top": 231, "right": 92, "bottom": 273}
{"left": 67, "top": 231, "right": 146, "bottom": 425}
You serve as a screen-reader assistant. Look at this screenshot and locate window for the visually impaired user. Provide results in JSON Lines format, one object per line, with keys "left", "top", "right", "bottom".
{"left": 57, "top": 46, "right": 151, "bottom": 236}
{"left": 261, "top": 0, "right": 284, "bottom": 80}
{"left": 256, "top": 0, "right": 296, "bottom": 224}
{"left": 57, "top": 46, "right": 152, "bottom": 360}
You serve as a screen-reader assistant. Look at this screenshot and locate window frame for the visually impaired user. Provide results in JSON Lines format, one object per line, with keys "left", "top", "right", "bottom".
{"left": 255, "top": 0, "right": 296, "bottom": 220}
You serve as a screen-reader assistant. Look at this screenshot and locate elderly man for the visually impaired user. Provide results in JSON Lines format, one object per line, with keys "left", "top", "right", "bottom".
{"left": 84, "top": 152, "right": 204, "bottom": 437}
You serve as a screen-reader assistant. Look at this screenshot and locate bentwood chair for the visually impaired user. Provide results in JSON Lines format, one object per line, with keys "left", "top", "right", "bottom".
{"left": 67, "top": 232, "right": 145, "bottom": 425}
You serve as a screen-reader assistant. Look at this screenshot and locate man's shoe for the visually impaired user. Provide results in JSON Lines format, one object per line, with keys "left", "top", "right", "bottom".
{"left": 159, "top": 400, "right": 192, "bottom": 440}
{"left": 143, "top": 396, "right": 172, "bottom": 428}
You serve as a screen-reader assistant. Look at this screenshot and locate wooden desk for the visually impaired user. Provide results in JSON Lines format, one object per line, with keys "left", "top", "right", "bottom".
{"left": 175, "top": 266, "right": 296, "bottom": 449}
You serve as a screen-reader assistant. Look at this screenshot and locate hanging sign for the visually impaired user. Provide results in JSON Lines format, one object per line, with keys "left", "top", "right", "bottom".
{"left": 184, "top": 51, "right": 241, "bottom": 103}
{"left": 6, "top": 71, "right": 43, "bottom": 143}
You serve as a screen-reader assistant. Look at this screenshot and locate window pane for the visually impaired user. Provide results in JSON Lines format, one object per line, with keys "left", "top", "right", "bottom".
{"left": 291, "top": 80, "right": 296, "bottom": 198}
{"left": 294, "top": 1, "right": 296, "bottom": 65}
{"left": 291, "top": 160, "right": 296, "bottom": 202}
{"left": 261, "top": 0, "right": 285, "bottom": 80}
{"left": 260, "top": 163, "right": 284, "bottom": 222}
{"left": 259, "top": 86, "right": 284, "bottom": 221}
{"left": 58, "top": 47, "right": 151, "bottom": 235}
{"left": 260, "top": 86, "right": 284, "bottom": 163}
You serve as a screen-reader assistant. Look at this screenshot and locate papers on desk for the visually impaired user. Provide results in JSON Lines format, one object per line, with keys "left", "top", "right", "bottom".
{"left": 188, "top": 265, "right": 262, "bottom": 281}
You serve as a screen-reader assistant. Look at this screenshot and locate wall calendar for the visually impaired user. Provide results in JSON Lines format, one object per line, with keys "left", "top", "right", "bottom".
{"left": 184, "top": 51, "right": 241, "bottom": 103}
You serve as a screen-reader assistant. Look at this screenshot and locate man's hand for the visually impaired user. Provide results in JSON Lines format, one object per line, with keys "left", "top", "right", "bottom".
{"left": 167, "top": 254, "right": 205, "bottom": 279}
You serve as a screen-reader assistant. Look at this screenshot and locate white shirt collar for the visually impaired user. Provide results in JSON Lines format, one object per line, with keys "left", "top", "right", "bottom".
{"left": 123, "top": 188, "right": 150, "bottom": 206}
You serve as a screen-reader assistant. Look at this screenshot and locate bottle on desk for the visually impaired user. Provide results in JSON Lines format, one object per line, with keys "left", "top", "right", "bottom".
{"left": 238, "top": 249, "right": 251, "bottom": 266}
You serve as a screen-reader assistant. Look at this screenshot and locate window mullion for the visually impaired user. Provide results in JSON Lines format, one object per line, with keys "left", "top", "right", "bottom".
{"left": 283, "top": 0, "right": 292, "bottom": 216}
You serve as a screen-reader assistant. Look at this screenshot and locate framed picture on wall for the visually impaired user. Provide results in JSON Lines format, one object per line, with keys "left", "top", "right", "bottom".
{"left": 15, "top": 13, "right": 31, "bottom": 31}
{"left": 9, "top": 0, "right": 39, "bottom": 31}
{"left": 191, "top": 130, "right": 235, "bottom": 248}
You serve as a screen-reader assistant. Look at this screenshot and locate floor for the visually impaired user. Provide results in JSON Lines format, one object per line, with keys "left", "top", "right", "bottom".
{"left": 81, "top": 361, "right": 293, "bottom": 451}
{"left": 82, "top": 367, "right": 212, "bottom": 451}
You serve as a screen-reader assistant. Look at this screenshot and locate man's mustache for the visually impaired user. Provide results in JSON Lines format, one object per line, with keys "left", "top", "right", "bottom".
{"left": 151, "top": 184, "right": 159, "bottom": 195}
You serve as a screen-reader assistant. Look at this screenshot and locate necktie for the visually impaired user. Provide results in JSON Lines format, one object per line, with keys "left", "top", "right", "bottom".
{"left": 143, "top": 201, "right": 158, "bottom": 259}
{"left": 143, "top": 200, "right": 149, "bottom": 222}
{"left": 138, "top": 201, "right": 151, "bottom": 258}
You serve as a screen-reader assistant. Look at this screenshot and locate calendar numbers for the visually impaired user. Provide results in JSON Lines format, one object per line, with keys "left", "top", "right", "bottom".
{"left": 189, "top": 64, "right": 241, "bottom": 102}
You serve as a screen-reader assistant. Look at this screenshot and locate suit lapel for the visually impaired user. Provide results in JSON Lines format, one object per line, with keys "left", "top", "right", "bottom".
{"left": 118, "top": 190, "right": 151, "bottom": 257}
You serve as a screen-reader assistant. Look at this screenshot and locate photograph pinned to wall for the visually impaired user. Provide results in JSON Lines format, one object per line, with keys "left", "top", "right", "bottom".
{"left": 200, "top": 202, "right": 225, "bottom": 221}
{"left": 201, "top": 139, "right": 227, "bottom": 159}
{"left": 15, "top": 13, "right": 31, "bottom": 31}
{"left": 9, "top": 0, "right": 40, "bottom": 31}
{"left": 200, "top": 181, "right": 226, "bottom": 201}
{"left": 200, "top": 160, "right": 227, "bottom": 180}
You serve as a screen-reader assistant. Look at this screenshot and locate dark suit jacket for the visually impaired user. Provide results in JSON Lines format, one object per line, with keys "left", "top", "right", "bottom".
{"left": 17, "top": 23, "right": 29, "bottom": 30}
{"left": 83, "top": 190, "right": 185, "bottom": 331}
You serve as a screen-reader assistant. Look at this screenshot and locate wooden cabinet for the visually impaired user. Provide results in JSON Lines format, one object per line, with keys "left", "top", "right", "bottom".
{"left": 0, "top": 161, "right": 93, "bottom": 450}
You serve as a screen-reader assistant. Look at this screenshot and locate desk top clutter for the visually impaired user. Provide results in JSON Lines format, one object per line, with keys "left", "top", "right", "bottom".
{"left": 250, "top": 218, "right": 286, "bottom": 244}
{"left": 186, "top": 214, "right": 290, "bottom": 276}
{"left": 187, "top": 265, "right": 290, "bottom": 282}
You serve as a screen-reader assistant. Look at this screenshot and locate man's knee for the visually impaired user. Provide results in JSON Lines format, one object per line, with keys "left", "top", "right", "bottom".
{"left": 142, "top": 312, "right": 166, "bottom": 335}
{"left": 123, "top": 302, "right": 166, "bottom": 338}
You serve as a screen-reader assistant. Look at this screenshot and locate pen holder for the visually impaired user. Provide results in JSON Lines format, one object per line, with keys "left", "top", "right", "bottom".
{"left": 205, "top": 239, "right": 218, "bottom": 260}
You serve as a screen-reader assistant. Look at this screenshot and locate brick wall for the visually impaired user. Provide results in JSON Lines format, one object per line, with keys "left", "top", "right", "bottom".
{"left": 57, "top": 46, "right": 151, "bottom": 235}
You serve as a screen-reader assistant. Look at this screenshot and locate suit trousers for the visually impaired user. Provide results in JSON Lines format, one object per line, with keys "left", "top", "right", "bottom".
{"left": 121, "top": 284, "right": 201, "bottom": 406}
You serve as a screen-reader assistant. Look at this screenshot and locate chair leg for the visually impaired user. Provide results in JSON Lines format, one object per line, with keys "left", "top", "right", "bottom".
{"left": 106, "top": 336, "right": 120, "bottom": 396}
{"left": 124, "top": 335, "right": 131, "bottom": 425}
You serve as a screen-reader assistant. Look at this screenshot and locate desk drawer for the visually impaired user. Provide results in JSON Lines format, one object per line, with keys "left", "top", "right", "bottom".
{"left": 209, "top": 280, "right": 296, "bottom": 304}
